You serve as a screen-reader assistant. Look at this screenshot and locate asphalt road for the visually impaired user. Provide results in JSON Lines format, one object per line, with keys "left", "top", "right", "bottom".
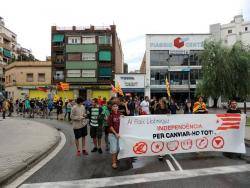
{"left": 16, "top": 118, "right": 250, "bottom": 188}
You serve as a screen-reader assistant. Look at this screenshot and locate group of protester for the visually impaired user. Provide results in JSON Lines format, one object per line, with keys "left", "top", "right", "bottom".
{"left": 0, "top": 94, "right": 242, "bottom": 168}
{"left": 69, "top": 95, "right": 241, "bottom": 169}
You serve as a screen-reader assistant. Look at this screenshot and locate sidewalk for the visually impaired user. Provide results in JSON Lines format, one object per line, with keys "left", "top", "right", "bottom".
{"left": 0, "top": 118, "right": 60, "bottom": 186}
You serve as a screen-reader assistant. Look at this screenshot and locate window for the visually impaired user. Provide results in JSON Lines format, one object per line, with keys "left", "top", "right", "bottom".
{"left": 26, "top": 73, "right": 33, "bottom": 82}
{"left": 245, "top": 27, "right": 248, "bottom": 31}
{"left": 99, "top": 67, "right": 112, "bottom": 77}
{"left": 150, "top": 50, "right": 189, "bottom": 66}
{"left": 82, "top": 70, "right": 96, "bottom": 77}
{"left": 150, "top": 69, "right": 168, "bottom": 85}
{"left": 67, "top": 70, "right": 81, "bottom": 78}
{"left": 228, "top": 29, "right": 232, "bottom": 34}
{"left": 38, "top": 73, "right": 45, "bottom": 82}
{"left": 82, "top": 36, "right": 95, "bottom": 44}
{"left": 99, "top": 36, "right": 112, "bottom": 45}
{"left": 68, "top": 37, "right": 81, "bottom": 44}
{"left": 82, "top": 53, "right": 96, "bottom": 60}
{"left": 54, "top": 71, "right": 64, "bottom": 80}
{"left": 99, "top": 51, "right": 111, "bottom": 61}
{"left": 67, "top": 53, "right": 81, "bottom": 61}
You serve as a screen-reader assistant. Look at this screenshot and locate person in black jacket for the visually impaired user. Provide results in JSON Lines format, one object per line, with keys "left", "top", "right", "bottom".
{"left": 154, "top": 98, "right": 170, "bottom": 114}
{"left": 223, "top": 99, "right": 241, "bottom": 159}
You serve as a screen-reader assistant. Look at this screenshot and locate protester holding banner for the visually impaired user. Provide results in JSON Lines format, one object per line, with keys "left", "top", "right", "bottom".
{"left": 227, "top": 100, "right": 241, "bottom": 114}
{"left": 154, "top": 98, "right": 170, "bottom": 161}
{"left": 108, "top": 103, "right": 121, "bottom": 169}
{"left": 223, "top": 99, "right": 242, "bottom": 159}
{"left": 193, "top": 96, "right": 208, "bottom": 114}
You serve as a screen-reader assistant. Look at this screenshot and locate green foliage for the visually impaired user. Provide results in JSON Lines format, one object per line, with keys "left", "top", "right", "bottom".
{"left": 199, "top": 40, "right": 250, "bottom": 101}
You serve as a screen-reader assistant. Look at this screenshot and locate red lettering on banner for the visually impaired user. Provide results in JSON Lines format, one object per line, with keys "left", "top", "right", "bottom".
{"left": 157, "top": 123, "right": 202, "bottom": 131}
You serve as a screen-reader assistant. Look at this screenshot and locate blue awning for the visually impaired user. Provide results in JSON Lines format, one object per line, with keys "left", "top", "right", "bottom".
{"left": 52, "top": 34, "right": 64, "bottom": 42}
{"left": 3, "top": 49, "right": 11, "bottom": 58}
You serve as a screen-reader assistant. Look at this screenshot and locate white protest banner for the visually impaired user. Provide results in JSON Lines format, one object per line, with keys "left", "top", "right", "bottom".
{"left": 118, "top": 114, "right": 246, "bottom": 159}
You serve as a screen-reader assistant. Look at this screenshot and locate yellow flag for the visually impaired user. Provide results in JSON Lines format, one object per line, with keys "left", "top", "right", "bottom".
{"left": 166, "top": 78, "right": 171, "bottom": 97}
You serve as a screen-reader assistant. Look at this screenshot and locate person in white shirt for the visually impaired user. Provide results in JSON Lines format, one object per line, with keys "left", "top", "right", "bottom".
{"left": 140, "top": 96, "right": 150, "bottom": 115}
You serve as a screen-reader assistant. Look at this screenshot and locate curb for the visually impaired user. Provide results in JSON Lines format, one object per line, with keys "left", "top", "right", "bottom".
{"left": 0, "top": 124, "right": 61, "bottom": 187}
{"left": 245, "top": 139, "right": 250, "bottom": 147}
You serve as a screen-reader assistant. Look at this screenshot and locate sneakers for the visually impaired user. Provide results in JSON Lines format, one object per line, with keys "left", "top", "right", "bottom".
{"left": 82, "top": 150, "right": 88, "bottom": 155}
{"left": 76, "top": 150, "right": 81, "bottom": 156}
{"left": 91, "top": 147, "right": 98, "bottom": 152}
{"left": 112, "top": 163, "right": 118, "bottom": 169}
{"left": 98, "top": 148, "right": 103, "bottom": 154}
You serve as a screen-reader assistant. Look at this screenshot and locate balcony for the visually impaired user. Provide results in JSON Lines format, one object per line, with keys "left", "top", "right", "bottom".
{"left": 0, "top": 43, "right": 12, "bottom": 51}
{"left": 52, "top": 43, "right": 64, "bottom": 51}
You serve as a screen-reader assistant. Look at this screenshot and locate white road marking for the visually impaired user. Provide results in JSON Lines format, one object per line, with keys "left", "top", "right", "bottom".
{"left": 5, "top": 131, "right": 66, "bottom": 188}
{"left": 166, "top": 159, "right": 175, "bottom": 171}
{"left": 20, "top": 164, "right": 250, "bottom": 188}
{"left": 169, "top": 154, "right": 183, "bottom": 171}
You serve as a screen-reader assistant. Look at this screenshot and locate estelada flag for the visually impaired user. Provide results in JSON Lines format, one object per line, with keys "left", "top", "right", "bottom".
{"left": 57, "top": 82, "right": 69, "bottom": 91}
{"left": 111, "top": 84, "right": 117, "bottom": 93}
{"left": 115, "top": 82, "right": 124, "bottom": 96}
{"left": 165, "top": 78, "right": 171, "bottom": 97}
{"left": 36, "top": 86, "right": 49, "bottom": 92}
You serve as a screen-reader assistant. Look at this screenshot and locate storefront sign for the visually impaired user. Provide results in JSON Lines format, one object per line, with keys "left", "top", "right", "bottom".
{"left": 148, "top": 34, "right": 211, "bottom": 50}
{"left": 118, "top": 114, "right": 246, "bottom": 159}
{"left": 115, "top": 74, "right": 145, "bottom": 89}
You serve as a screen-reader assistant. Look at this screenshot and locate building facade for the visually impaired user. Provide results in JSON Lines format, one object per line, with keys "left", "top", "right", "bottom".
{"left": 0, "top": 17, "right": 18, "bottom": 93}
{"left": 210, "top": 15, "right": 250, "bottom": 46}
{"left": 51, "top": 25, "right": 123, "bottom": 100}
{"left": 115, "top": 73, "right": 145, "bottom": 97}
{"left": 145, "top": 34, "right": 211, "bottom": 102}
{"left": 5, "top": 61, "right": 51, "bottom": 100}
{"left": 0, "top": 17, "right": 17, "bottom": 64}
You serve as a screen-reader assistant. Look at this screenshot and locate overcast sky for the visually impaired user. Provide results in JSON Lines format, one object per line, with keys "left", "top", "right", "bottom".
{"left": 1, "top": 0, "right": 249, "bottom": 71}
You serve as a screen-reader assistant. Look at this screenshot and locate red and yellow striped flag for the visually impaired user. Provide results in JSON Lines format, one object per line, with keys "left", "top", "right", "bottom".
{"left": 166, "top": 78, "right": 171, "bottom": 97}
{"left": 115, "top": 82, "right": 124, "bottom": 96}
{"left": 111, "top": 84, "right": 117, "bottom": 93}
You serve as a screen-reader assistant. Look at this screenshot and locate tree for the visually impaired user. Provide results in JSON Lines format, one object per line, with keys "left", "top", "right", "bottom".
{"left": 226, "top": 41, "right": 250, "bottom": 100}
{"left": 198, "top": 40, "right": 250, "bottom": 106}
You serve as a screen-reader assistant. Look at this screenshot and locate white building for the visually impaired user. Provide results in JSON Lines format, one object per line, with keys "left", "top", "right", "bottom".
{"left": 145, "top": 34, "right": 211, "bottom": 102}
{"left": 210, "top": 15, "right": 250, "bottom": 46}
